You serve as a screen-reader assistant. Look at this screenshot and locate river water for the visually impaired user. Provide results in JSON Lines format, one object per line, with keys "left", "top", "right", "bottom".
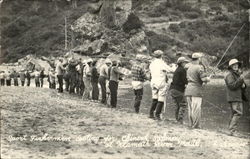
{"left": 117, "top": 79, "right": 250, "bottom": 136}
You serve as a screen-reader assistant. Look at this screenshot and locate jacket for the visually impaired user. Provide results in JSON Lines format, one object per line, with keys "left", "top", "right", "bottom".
{"left": 224, "top": 70, "right": 246, "bottom": 102}
{"left": 170, "top": 65, "right": 187, "bottom": 92}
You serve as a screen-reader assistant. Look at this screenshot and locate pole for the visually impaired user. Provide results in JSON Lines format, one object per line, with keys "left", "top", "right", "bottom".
{"left": 65, "top": 16, "right": 68, "bottom": 50}
{"left": 215, "top": 23, "right": 245, "bottom": 68}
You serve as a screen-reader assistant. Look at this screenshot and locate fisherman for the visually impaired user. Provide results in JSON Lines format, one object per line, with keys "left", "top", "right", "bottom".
{"left": 19, "top": 69, "right": 26, "bottom": 86}
{"left": 6, "top": 71, "right": 11, "bottom": 86}
{"left": 108, "top": 60, "right": 124, "bottom": 108}
{"left": 56, "top": 58, "right": 66, "bottom": 93}
{"left": 185, "top": 52, "right": 210, "bottom": 129}
{"left": 83, "top": 59, "right": 93, "bottom": 100}
{"left": 98, "top": 58, "right": 112, "bottom": 104}
{"left": 131, "top": 55, "right": 148, "bottom": 113}
{"left": 40, "top": 68, "right": 45, "bottom": 88}
{"left": 225, "top": 59, "right": 248, "bottom": 136}
{"left": 149, "top": 50, "right": 170, "bottom": 120}
{"left": 34, "top": 69, "right": 40, "bottom": 87}
{"left": 169, "top": 57, "right": 189, "bottom": 124}
{"left": 68, "top": 57, "right": 79, "bottom": 94}
{"left": 76, "top": 59, "right": 85, "bottom": 96}
{"left": 0, "top": 71, "right": 5, "bottom": 86}
{"left": 26, "top": 70, "right": 31, "bottom": 86}
{"left": 91, "top": 60, "right": 99, "bottom": 101}
{"left": 13, "top": 70, "right": 19, "bottom": 86}
{"left": 49, "top": 68, "right": 56, "bottom": 89}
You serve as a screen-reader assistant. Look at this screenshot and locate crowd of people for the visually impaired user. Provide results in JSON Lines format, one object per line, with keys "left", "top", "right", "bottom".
{"left": 0, "top": 50, "right": 248, "bottom": 137}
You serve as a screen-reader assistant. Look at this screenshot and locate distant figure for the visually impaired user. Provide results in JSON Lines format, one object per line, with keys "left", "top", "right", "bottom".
{"left": 76, "top": 59, "right": 85, "bottom": 96}
{"left": 108, "top": 60, "right": 124, "bottom": 108}
{"left": 83, "top": 59, "right": 93, "bottom": 100}
{"left": 56, "top": 58, "right": 66, "bottom": 93}
{"left": 49, "top": 68, "right": 56, "bottom": 89}
{"left": 149, "top": 50, "right": 170, "bottom": 120}
{"left": 19, "top": 70, "right": 26, "bottom": 86}
{"left": 185, "top": 53, "right": 210, "bottom": 129}
{"left": 0, "top": 71, "right": 5, "bottom": 86}
{"left": 34, "top": 70, "right": 40, "bottom": 87}
{"left": 91, "top": 60, "right": 99, "bottom": 101}
{"left": 131, "top": 55, "right": 147, "bottom": 113}
{"left": 225, "top": 59, "right": 248, "bottom": 136}
{"left": 98, "top": 59, "right": 112, "bottom": 104}
{"left": 6, "top": 71, "right": 11, "bottom": 86}
{"left": 40, "top": 68, "right": 45, "bottom": 87}
{"left": 26, "top": 70, "right": 31, "bottom": 86}
{"left": 13, "top": 70, "right": 19, "bottom": 86}
{"left": 68, "top": 57, "right": 79, "bottom": 94}
{"left": 169, "top": 57, "right": 189, "bottom": 124}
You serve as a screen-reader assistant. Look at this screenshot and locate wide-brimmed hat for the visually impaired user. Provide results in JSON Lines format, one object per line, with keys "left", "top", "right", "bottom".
{"left": 229, "top": 59, "right": 241, "bottom": 67}
{"left": 192, "top": 52, "right": 203, "bottom": 59}
{"left": 177, "top": 57, "right": 189, "bottom": 64}
{"left": 105, "top": 58, "right": 112, "bottom": 64}
{"left": 153, "top": 50, "right": 164, "bottom": 57}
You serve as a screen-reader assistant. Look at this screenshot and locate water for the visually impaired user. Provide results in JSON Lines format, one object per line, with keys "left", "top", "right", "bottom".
{"left": 117, "top": 79, "right": 250, "bottom": 136}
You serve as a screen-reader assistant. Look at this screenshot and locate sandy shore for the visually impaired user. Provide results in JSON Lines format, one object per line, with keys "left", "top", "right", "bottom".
{"left": 0, "top": 86, "right": 249, "bottom": 159}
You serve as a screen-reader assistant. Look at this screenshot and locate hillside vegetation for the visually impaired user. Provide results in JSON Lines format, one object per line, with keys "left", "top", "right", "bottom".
{"left": 0, "top": 0, "right": 249, "bottom": 68}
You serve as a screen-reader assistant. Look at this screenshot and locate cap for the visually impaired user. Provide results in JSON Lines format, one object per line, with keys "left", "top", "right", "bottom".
{"left": 177, "top": 57, "right": 189, "bottom": 64}
{"left": 87, "top": 59, "right": 93, "bottom": 63}
{"left": 229, "top": 59, "right": 240, "bottom": 67}
{"left": 105, "top": 59, "right": 112, "bottom": 64}
{"left": 153, "top": 50, "right": 164, "bottom": 57}
{"left": 192, "top": 52, "right": 203, "bottom": 59}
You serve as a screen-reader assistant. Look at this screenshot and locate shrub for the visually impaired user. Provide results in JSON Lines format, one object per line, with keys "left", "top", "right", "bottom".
{"left": 169, "top": 23, "right": 180, "bottom": 33}
{"left": 122, "top": 13, "right": 143, "bottom": 33}
{"left": 184, "top": 11, "right": 200, "bottom": 19}
{"left": 212, "top": 14, "right": 229, "bottom": 22}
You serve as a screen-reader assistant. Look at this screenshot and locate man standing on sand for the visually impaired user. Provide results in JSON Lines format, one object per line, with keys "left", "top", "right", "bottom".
{"left": 26, "top": 70, "right": 31, "bottom": 86}
{"left": 19, "top": 69, "right": 26, "bottom": 86}
{"left": 56, "top": 58, "right": 66, "bottom": 93}
{"left": 131, "top": 55, "right": 148, "bottom": 113}
{"left": 185, "top": 52, "right": 210, "bottom": 129}
{"left": 34, "top": 69, "right": 40, "bottom": 87}
{"left": 12, "top": 70, "right": 19, "bottom": 86}
{"left": 108, "top": 60, "right": 124, "bottom": 108}
{"left": 0, "top": 71, "right": 6, "bottom": 86}
{"left": 169, "top": 57, "right": 189, "bottom": 124}
{"left": 149, "top": 50, "right": 170, "bottom": 120}
{"left": 6, "top": 71, "right": 11, "bottom": 86}
{"left": 98, "top": 58, "right": 112, "bottom": 104}
{"left": 225, "top": 59, "right": 248, "bottom": 136}
{"left": 83, "top": 59, "right": 93, "bottom": 100}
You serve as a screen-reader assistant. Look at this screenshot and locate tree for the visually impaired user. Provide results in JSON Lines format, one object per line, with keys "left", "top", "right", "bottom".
{"left": 100, "top": 0, "right": 116, "bottom": 28}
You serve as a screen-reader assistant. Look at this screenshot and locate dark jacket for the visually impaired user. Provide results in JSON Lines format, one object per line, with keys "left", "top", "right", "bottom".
{"left": 225, "top": 70, "right": 246, "bottom": 102}
{"left": 170, "top": 65, "right": 188, "bottom": 92}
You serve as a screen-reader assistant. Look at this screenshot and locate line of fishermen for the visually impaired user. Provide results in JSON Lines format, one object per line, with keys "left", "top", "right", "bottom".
{"left": 0, "top": 69, "right": 45, "bottom": 87}
{"left": 131, "top": 50, "right": 248, "bottom": 137}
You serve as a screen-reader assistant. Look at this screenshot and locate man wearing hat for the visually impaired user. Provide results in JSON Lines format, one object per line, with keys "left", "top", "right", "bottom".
{"left": 149, "top": 50, "right": 171, "bottom": 120}
{"left": 185, "top": 52, "right": 210, "bottom": 129}
{"left": 56, "top": 58, "right": 66, "bottom": 93}
{"left": 108, "top": 60, "right": 124, "bottom": 108}
{"left": 225, "top": 59, "right": 248, "bottom": 136}
{"left": 131, "top": 54, "right": 148, "bottom": 113}
{"left": 0, "top": 71, "right": 6, "bottom": 86}
{"left": 83, "top": 59, "right": 93, "bottom": 99}
{"left": 169, "top": 57, "right": 189, "bottom": 124}
{"left": 99, "top": 58, "right": 112, "bottom": 104}
{"left": 67, "top": 57, "right": 79, "bottom": 94}
{"left": 19, "top": 69, "right": 26, "bottom": 86}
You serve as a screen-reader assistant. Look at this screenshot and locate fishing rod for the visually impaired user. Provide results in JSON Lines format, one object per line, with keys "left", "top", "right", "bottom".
{"left": 215, "top": 23, "right": 246, "bottom": 68}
